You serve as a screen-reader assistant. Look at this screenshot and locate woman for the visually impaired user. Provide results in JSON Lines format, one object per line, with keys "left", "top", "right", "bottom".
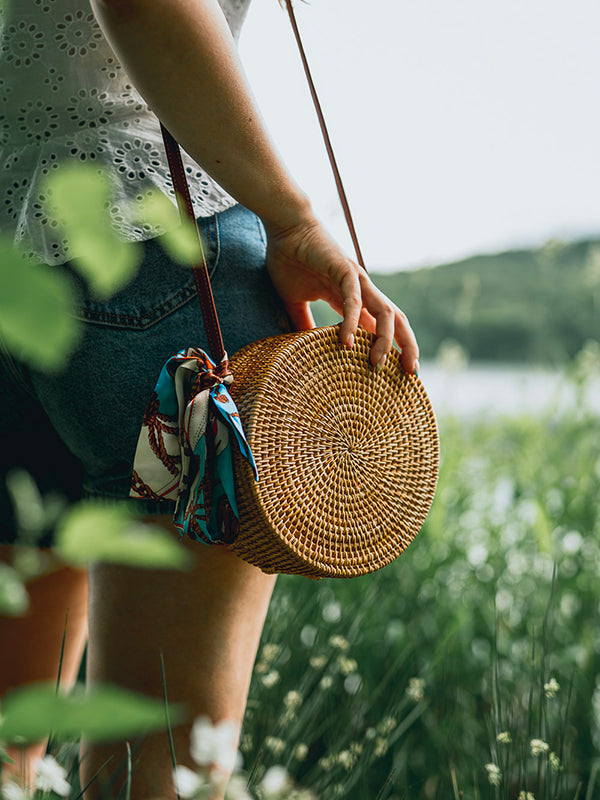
{"left": 0, "top": 0, "right": 419, "bottom": 796}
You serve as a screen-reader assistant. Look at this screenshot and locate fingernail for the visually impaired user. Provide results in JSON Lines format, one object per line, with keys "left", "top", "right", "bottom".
{"left": 414, "top": 360, "right": 420, "bottom": 378}
{"left": 377, "top": 353, "right": 387, "bottom": 371}
{"left": 346, "top": 333, "right": 355, "bottom": 349}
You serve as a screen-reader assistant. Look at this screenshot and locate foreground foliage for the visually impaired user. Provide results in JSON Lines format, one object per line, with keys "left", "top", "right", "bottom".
{"left": 3, "top": 399, "right": 598, "bottom": 799}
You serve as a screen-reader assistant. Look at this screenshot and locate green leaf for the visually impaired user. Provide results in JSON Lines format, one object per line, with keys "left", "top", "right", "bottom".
{"left": 0, "top": 683, "right": 185, "bottom": 744}
{"left": 43, "top": 165, "right": 141, "bottom": 299}
{"left": 138, "top": 191, "right": 203, "bottom": 266}
{"left": 5, "top": 469, "right": 45, "bottom": 538}
{"left": 0, "top": 564, "right": 29, "bottom": 617}
{"left": 54, "top": 503, "right": 193, "bottom": 570}
{"left": 0, "top": 239, "right": 81, "bottom": 371}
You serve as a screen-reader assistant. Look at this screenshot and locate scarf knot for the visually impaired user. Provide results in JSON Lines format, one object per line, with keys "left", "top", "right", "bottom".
{"left": 130, "top": 347, "right": 257, "bottom": 544}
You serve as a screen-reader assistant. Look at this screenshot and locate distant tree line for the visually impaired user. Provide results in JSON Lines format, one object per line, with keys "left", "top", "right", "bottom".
{"left": 313, "top": 238, "right": 600, "bottom": 363}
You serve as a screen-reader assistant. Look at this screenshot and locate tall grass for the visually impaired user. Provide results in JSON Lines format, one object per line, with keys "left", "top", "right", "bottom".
{"left": 239, "top": 397, "right": 600, "bottom": 798}
{"left": 2, "top": 379, "right": 599, "bottom": 798}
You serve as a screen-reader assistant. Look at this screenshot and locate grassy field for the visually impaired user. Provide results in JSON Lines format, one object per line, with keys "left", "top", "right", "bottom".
{"left": 1, "top": 368, "right": 599, "bottom": 799}
{"left": 238, "top": 393, "right": 600, "bottom": 799}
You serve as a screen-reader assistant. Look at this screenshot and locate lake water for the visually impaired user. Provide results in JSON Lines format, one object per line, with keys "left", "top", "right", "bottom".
{"left": 419, "top": 362, "right": 600, "bottom": 418}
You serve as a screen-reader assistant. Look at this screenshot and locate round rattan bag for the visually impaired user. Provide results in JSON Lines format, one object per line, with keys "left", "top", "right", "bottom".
{"left": 227, "top": 325, "right": 439, "bottom": 579}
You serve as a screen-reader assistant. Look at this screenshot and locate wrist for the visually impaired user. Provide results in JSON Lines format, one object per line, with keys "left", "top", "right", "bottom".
{"left": 259, "top": 191, "right": 316, "bottom": 238}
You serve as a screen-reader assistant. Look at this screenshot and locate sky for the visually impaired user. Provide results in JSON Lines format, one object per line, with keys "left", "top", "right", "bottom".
{"left": 239, "top": 0, "right": 600, "bottom": 272}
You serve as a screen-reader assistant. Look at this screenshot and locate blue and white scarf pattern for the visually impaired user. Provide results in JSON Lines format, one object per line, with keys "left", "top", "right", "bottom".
{"left": 130, "top": 348, "right": 257, "bottom": 544}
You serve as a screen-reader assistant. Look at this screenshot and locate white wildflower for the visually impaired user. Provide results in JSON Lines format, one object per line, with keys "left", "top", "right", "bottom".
{"left": 530, "top": 738, "right": 549, "bottom": 757}
{"left": 172, "top": 765, "right": 204, "bottom": 799}
{"left": 294, "top": 743, "right": 309, "bottom": 761}
{"left": 544, "top": 677, "right": 560, "bottom": 698}
{"left": 349, "top": 741, "right": 363, "bottom": 756}
{"left": 328, "top": 635, "right": 349, "bottom": 650}
{"left": 378, "top": 716, "right": 397, "bottom": 736}
{"left": 190, "top": 715, "right": 239, "bottom": 774}
{"left": 374, "top": 737, "right": 388, "bottom": 758}
{"left": 319, "top": 675, "right": 333, "bottom": 690}
{"left": 34, "top": 755, "right": 71, "bottom": 797}
{"left": 255, "top": 643, "right": 281, "bottom": 673}
{"left": 261, "top": 765, "right": 290, "bottom": 796}
{"left": 225, "top": 774, "right": 252, "bottom": 800}
{"left": 518, "top": 792, "right": 535, "bottom": 800}
{"left": 337, "top": 750, "right": 354, "bottom": 770}
{"left": 322, "top": 602, "right": 341, "bottom": 623}
{"left": 190, "top": 716, "right": 217, "bottom": 765}
{"left": 284, "top": 690, "right": 303, "bottom": 710}
{"left": 365, "top": 727, "right": 377, "bottom": 740}
{"left": 550, "top": 752, "right": 562, "bottom": 772}
{"left": 485, "top": 762, "right": 502, "bottom": 786}
{"left": 337, "top": 656, "right": 357, "bottom": 675}
{"left": 261, "top": 643, "right": 281, "bottom": 663}
{"left": 265, "top": 736, "right": 285, "bottom": 756}
{"left": 496, "top": 730, "right": 512, "bottom": 744}
{"left": 1, "top": 782, "right": 28, "bottom": 800}
{"left": 309, "top": 655, "right": 327, "bottom": 669}
{"left": 317, "top": 756, "right": 331, "bottom": 771}
{"left": 406, "top": 677, "right": 425, "bottom": 702}
{"left": 261, "top": 670, "right": 280, "bottom": 689}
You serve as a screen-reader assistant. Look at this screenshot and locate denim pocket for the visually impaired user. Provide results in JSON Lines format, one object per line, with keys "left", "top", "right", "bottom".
{"left": 74, "top": 215, "right": 219, "bottom": 330}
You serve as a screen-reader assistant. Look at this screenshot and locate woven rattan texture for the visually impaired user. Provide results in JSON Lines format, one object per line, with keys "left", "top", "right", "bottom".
{"left": 228, "top": 325, "right": 439, "bottom": 578}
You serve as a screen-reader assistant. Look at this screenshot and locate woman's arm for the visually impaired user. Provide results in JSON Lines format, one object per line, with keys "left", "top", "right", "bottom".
{"left": 89, "top": 0, "right": 419, "bottom": 372}
{"left": 90, "top": 0, "right": 310, "bottom": 233}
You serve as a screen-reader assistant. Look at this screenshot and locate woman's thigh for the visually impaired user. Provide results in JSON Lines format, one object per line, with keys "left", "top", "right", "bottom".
{"left": 86, "top": 517, "right": 276, "bottom": 713}
{"left": 82, "top": 516, "right": 276, "bottom": 797}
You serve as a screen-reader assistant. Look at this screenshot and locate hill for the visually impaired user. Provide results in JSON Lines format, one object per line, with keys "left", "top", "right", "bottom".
{"left": 312, "top": 237, "right": 600, "bottom": 363}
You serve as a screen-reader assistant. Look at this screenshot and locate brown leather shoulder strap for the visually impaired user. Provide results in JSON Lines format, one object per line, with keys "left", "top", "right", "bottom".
{"left": 283, "top": 0, "right": 366, "bottom": 271}
{"left": 160, "top": 124, "right": 226, "bottom": 364}
{"left": 159, "top": 0, "right": 366, "bottom": 362}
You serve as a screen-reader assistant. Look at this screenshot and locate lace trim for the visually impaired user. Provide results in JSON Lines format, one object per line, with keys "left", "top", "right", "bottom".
{"left": 0, "top": 0, "right": 250, "bottom": 265}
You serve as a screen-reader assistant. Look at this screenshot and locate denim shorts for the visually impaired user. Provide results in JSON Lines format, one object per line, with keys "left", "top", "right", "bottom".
{"left": 0, "top": 204, "right": 291, "bottom": 545}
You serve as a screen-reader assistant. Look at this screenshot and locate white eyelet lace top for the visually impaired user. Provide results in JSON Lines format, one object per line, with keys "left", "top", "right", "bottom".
{"left": 0, "top": 0, "right": 252, "bottom": 265}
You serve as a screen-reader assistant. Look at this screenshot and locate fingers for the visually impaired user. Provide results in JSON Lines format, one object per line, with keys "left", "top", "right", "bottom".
{"left": 394, "top": 307, "right": 420, "bottom": 375}
{"left": 264, "top": 220, "right": 419, "bottom": 374}
{"left": 344, "top": 271, "right": 419, "bottom": 375}
{"left": 336, "top": 270, "right": 362, "bottom": 349}
{"left": 365, "top": 285, "right": 394, "bottom": 370}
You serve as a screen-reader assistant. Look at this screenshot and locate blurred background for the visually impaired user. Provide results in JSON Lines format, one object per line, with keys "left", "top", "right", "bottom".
{"left": 241, "top": 0, "right": 600, "bottom": 272}
{"left": 242, "top": 0, "right": 600, "bottom": 417}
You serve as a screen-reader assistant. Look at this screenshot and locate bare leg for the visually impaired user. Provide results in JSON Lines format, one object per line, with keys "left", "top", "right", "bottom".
{"left": 80, "top": 517, "right": 277, "bottom": 800}
{"left": 0, "top": 545, "right": 88, "bottom": 789}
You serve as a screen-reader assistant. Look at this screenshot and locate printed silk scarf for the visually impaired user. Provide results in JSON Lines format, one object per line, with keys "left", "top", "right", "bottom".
{"left": 130, "top": 348, "right": 258, "bottom": 544}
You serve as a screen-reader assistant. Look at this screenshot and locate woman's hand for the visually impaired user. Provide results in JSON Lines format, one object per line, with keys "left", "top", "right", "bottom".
{"left": 264, "top": 216, "right": 419, "bottom": 375}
